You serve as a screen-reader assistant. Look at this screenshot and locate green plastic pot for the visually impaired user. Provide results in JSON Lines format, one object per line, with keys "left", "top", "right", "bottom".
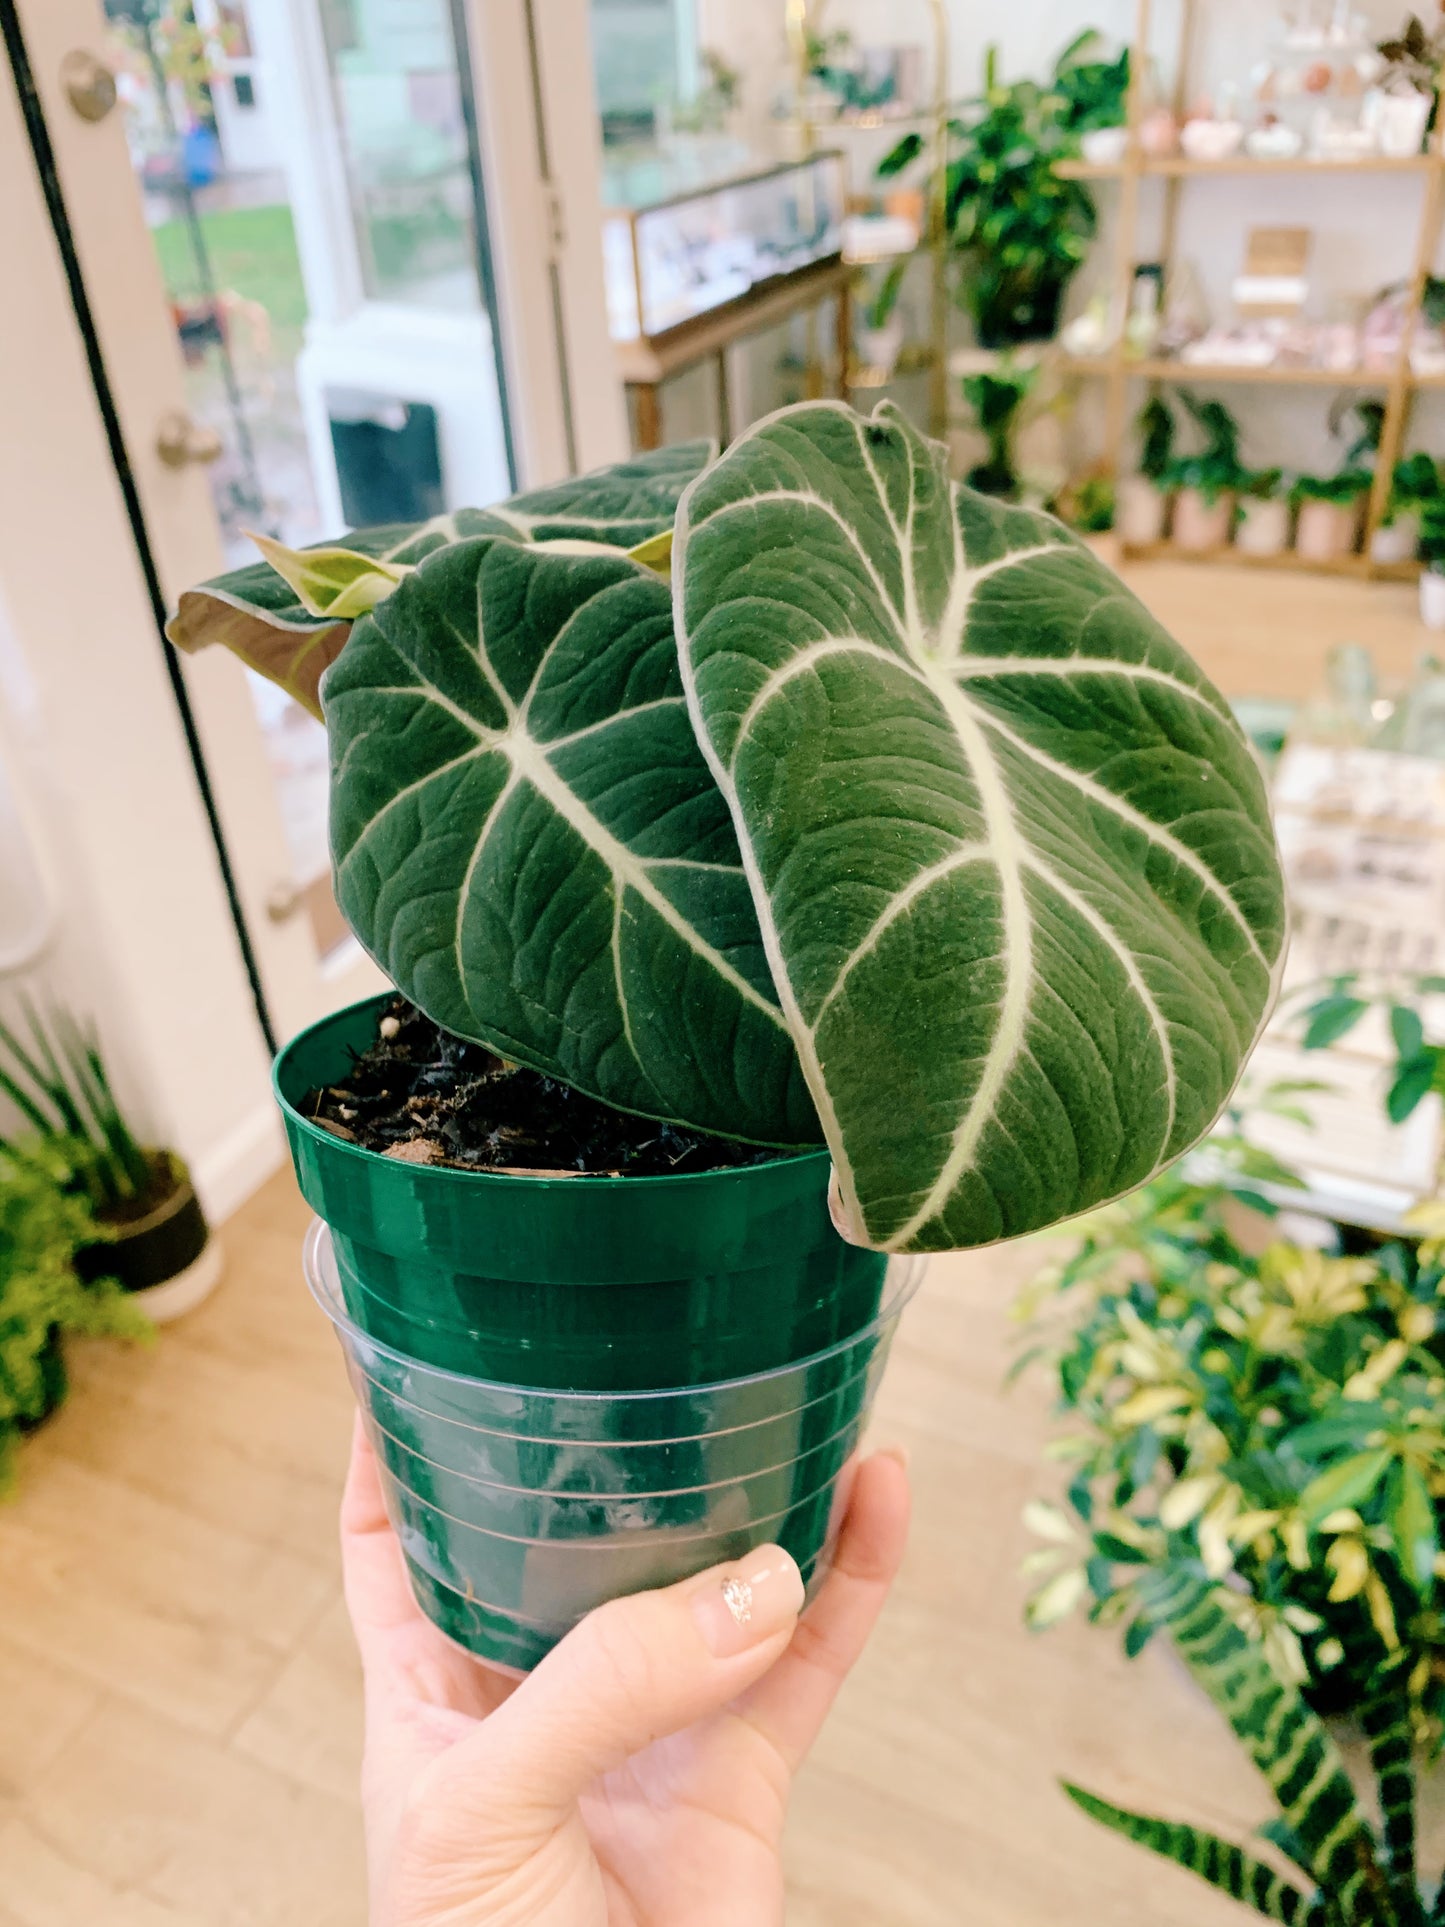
{"left": 274, "top": 995, "right": 889, "bottom": 1390}
{"left": 278, "top": 996, "right": 917, "bottom": 1669}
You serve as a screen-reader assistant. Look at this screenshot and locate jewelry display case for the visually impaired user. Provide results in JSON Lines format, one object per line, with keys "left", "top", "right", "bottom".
{"left": 603, "top": 153, "right": 847, "bottom": 343}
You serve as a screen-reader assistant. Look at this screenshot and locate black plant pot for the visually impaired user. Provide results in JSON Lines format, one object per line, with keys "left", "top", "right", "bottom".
{"left": 78, "top": 1157, "right": 211, "bottom": 1295}
{"left": 972, "top": 278, "right": 1067, "bottom": 351}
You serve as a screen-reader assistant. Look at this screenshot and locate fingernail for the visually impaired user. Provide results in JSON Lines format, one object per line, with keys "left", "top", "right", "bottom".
{"left": 878, "top": 1443, "right": 910, "bottom": 1473}
{"left": 692, "top": 1545, "right": 805, "bottom": 1658}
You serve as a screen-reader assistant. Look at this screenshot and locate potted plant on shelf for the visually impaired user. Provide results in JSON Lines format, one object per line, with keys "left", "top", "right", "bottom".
{"left": 878, "top": 39, "right": 1098, "bottom": 348}
{"left": 1054, "top": 29, "right": 1131, "bottom": 165}
{"left": 856, "top": 258, "right": 908, "bottom": 378}
{"left": 0, "top": 1140, "right": 149, "bottom": 1491}
{"left": 1118, "top": 395, "right": 1177, "bottom": 547}
{"left": 1292, "top": 467, "right": 1372, "bottom": 565}
{"left": 0, "top": 1000, "right": 219, "bottom": 1320}
{"left": 1419, "top": 490, "right": 1445, "bottom": 628}
{"left": 170, "top": 402, "right": 1285, "bottom": 1672}
{"left": 959, "top": 359, "right": 1039, "bottom": 499}
{"left": 1160, "top": 392, "right": 1245, "bottom": 554}
{"left": 1234, "top": 467, "right": 1290, "bottom": 558}
{"left": 1372, "top": 451, "right": 1437, "bottom": 565}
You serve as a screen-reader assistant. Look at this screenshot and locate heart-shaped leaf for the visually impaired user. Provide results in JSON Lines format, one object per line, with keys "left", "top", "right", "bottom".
{"left": 323, "top": 537, "right": 819, "bottom": 1145}
{"left": 675, "top": 402, "right": 1286, "bottom": 1251}
{"left": 165, "top": 440, "right": 716, "bottom": 718}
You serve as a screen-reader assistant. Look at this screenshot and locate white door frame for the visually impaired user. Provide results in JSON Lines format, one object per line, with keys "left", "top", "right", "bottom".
{"left": 6, "top": 0, "right": 626, "bottom": 1069}
{"left": 0, "top": 13, "right": 283, "bottom": 1217}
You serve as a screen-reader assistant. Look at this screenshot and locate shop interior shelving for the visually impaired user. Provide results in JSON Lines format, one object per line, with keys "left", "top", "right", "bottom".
{"left": 790, "top": 0, "right": 951, "bottom": 436}
{"left": 1062, "top": 0, "right": 1445, "bottom": 579}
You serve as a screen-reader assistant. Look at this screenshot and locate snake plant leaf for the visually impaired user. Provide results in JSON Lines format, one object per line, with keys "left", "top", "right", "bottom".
{"left": 1138, "top": 1568, "right": 1382, "bottom": 1922}
{"left": 323, "top": 536, "right": 819, "bottom": 1146}
{"left": 1062, "top": 1786, "right": 1332, "bottom": 1924}
{"left": 166, "top": 440, "right": 716, "bottom": 719}
{"left": 1359, "top": 1661, "right": 1423, "bottom": 1926}
{"left": 675, "top": 400, "right": 1286, "bottom": 1252}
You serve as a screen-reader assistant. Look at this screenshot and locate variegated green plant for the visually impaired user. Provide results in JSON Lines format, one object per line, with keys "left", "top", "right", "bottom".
{"left": 1018, "top": 1134, "right": 1445, "bottom": 1743}
{"left": 170, "top": 402, "right": 1286, "bottom": 1255}
{"left": 1069, "top": 1566, "right": 1433, "bottom": 1926}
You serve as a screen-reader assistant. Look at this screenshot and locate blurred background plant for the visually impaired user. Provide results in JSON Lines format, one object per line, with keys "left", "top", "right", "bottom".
{"left": 1016, "top": 1050, "right": 1445, "bottom": 1748}
{"left": 878, "top": 35, "right": 1103, "bottom": 348}
{"left": 0, "top": 1142, "right": 149, "bottom": 1493}
{"left": 960, "top": 360, "right": 1040, "bottom": 498}
{"left": 0, "top": 1000, "right": 157, "bottom": 1217}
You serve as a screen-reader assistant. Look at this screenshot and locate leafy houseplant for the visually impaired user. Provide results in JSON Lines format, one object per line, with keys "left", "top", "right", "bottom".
{"left": 1019, "top": 1146, "right": 1445, "bottom": 1740}
{"left": 1418, "top": 491, "right": 1445, "bottom": 629}
{"left": 1161, "top": 393, "right": 1246, "bottom": 553}
{"left": 172, "top": 404, "right": 1285, "bottom": 1666}
{"left": 1235, "top": 468, "right": 1291, "bottom": 559}
{"left": 0, "top": 1141, "right": 149, "bottom": 1491}
{"left": 1292, "top": 468, "right": 1372, "bottom": 565}
{"left": 878, "top": 42, "right": 1098, "bottom": 348}
{"left": 1068, "top": 1565, "right": 1441, "bottom": 1926}
{"left": 0, "top": 1001, "right": 216, "bottom": 1317}
{"left": 959, "top": 360, "right": 1039, "bottom": 498}
{"left": 1118, "top": 396, "right": 1176, "bottom": 547}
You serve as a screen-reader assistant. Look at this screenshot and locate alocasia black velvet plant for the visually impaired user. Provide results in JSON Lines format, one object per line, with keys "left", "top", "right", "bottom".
{"left": 170, "top": 402, "right": 1286, "bottom": 1255}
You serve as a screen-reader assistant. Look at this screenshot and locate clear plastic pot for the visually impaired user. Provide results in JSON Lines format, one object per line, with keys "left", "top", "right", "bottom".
{"left": 306, "top": 1221, "right": 923, "bottom": 1670}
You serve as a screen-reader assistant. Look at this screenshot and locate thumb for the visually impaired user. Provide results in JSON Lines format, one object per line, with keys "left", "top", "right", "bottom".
{"left": 446, "top": 1544, "right": 805, "bottom": 1825}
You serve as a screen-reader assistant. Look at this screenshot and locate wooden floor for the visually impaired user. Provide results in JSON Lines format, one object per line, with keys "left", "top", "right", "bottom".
{"left": 0, "top": 559, "right": 1433, "bottom": 1926}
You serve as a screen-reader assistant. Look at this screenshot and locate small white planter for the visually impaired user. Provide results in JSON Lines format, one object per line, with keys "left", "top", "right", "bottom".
{"left": 1173, "top": 488, "right": 1234, "bottom": 554}
{"left": 1117, "top": 475, "right": 1169, "bottom": 547}
{"left": 1370, "top": 88, "right": 1433, "bottom": 159}
{"left": 1295, "top": 498, "right": 1363, "bottom": 564}
{"left": 1080, "top": 126, "right": 1129, "bottom": 167}
{"left": 856, "top": 317, "right": 904, "bottom": 377}
{"left": 1236, "top": 496, "right": 1291, "bottom": 558}
{"left": 1371, "top": 514, "right": 1420, "bottom": 565}
{"left": 1421, "top": 569, "right": 1445, "bottom": 631}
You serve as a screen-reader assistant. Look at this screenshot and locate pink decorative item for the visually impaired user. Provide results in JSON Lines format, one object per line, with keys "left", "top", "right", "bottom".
{"left": 1295, "top": 498, "right": 1363, "bottom": 564}
{"left": 1139, "top": 108, "right": 1179, "bottom": 157}
{"left": 1118, "top": 476, "right": 1169, "bottom": 547}
{"left": 1172, "top": 489, "right": 1235, "bottom": 553}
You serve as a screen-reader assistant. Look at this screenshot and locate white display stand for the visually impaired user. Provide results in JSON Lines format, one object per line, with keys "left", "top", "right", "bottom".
{"left": 296, "top": 306, "right": 511, "bottom": 534}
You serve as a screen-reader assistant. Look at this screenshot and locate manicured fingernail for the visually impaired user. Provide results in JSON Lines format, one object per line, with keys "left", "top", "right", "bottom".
{"left": 692, "top": 1546, "right": 805, "bottom": 1657}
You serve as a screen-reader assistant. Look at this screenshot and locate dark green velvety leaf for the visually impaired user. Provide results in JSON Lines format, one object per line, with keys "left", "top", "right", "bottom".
{"left": 166, "top": 441, "right": 715, "bottom": 717}
{"left": 323, "top": 537, "right": 818, "bottom": 1146}
{"left": 675, "top": 401, "right": 1287, "bottom": 1252}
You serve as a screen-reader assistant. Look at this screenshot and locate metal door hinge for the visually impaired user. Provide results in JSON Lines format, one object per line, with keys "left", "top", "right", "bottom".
{"left": 542, "top": 182, "right": 566, "bottom": 261}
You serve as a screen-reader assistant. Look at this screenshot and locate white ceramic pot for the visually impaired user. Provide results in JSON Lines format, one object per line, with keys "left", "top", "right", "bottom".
{"left": 1173, "top": 488, "right": 1235, "bottom": 553}
{"left": 1080, "top": 126, "right": 1129, "bottom": 167}
{"left": 1421, "top": 569, "right": 1445, "bottom": 631}
{"left": 1371, "top": 88, "right": 1433, "bottom": 159}
{"left": 1117, "top": 475, "right": 1169, "bottom": 547}
{"left": 1295, "top": 497, "right": 1363, "bottom": 563}
{"left": 856, "top": 317, "right": 905, "bottom": 376}
{"left": 1180, "top": 118, "right": 1245, "bottom": 162}
{"left": 1236, "top": 496, "right": 1291, "bottom": 558}
{"left": 1370, "top": 513, "right": 1420, "bottom": 565}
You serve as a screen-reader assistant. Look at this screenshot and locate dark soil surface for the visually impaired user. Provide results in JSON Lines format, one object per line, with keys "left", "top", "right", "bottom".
{"left": 302, "top": 997, "right": 788, "bottom": 1177}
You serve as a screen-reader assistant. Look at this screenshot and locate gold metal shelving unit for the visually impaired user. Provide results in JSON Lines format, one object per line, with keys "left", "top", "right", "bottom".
{"left": 1069, "top": 0, "right": 1445, "bottom": 579}
{"left": 789, "top": 0, "right": 951, "bottom": 437}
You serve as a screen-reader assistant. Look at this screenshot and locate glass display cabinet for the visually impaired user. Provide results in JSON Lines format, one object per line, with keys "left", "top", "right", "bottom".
{"left": 603, "top": 152, "right": 847, "bottom": 342}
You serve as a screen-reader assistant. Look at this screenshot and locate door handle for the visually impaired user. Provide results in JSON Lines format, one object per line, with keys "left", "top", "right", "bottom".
{"left": 156, "top": 411, "right": 224, "bottom": 469}
{"left": 60, "top": 49, "right": 117, "bottom": 123}
{"left": 266, "top": 882, "right": 304, "bottom": 924}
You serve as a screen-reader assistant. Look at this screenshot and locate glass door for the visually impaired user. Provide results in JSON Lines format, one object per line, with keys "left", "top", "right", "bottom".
{"left": 13, "top": 0, "right": 622, "bottom": 1044}
{"left": 101, "top": 0, "right": 512, "bottom": 986}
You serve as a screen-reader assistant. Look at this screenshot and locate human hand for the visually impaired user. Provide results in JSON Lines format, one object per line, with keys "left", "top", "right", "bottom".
{"left": 340, "top": 1418, "right": 909, "bottom": 1926}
